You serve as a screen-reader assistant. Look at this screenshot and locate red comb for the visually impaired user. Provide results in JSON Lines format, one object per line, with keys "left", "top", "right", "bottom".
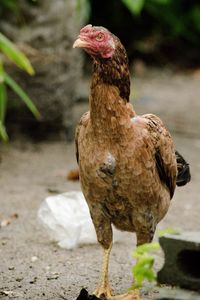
{"left": 80, "top": 24, "right": 93, "bottom": 34}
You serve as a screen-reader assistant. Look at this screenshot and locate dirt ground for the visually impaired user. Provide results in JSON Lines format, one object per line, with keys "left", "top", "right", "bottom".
{"left": 0, "top": 71, "right": 200, "bottom": 300}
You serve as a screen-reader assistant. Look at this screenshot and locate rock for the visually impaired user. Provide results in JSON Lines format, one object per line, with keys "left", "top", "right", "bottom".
{"left": 155, "top": 287, "right": 200, "bottom": 300}
{"left": 31, "top": 256, "right": 38, "bottom": 262}
{"left": 46, "top": 272, "right": 59, "bottom": 280}
{"left": 29, "top": 276, "right": 37, "bottom": 284}
{"left": 157, "top": 232, "right": 200, "bottom": 291}
{"left": 15, "top": 277, "right": 23, "bottom": 282}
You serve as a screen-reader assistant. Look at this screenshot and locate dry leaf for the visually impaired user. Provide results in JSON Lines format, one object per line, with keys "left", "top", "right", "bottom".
{"left": 67, "top": 169, "right": 79, "bottom": 181}
{"left": 0, "top": 213, "right": 18, "bottom": 227}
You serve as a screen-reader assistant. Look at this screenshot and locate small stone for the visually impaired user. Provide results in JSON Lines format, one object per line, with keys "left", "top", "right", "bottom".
{"left": 1, "top": 219, "right": 11, "bottom": 227}
{"left": 16, "top": 277, "right": 23, "bottom": 282}
{"left": 31, "top": 256, "right": 38, "bottom": 262}
{"left": 8, "top": 266, "right": 15, "bottom": 270}
{"left": 29, "top": 277, "right": 37, "bottom": 284}
{"left": 11, "top": 213, "right": 19, "bottom": 219}
{"left": 47, "top": 273, "right": 59, "bottom": 280}
{"left": 1, "top": 291, "right": 13, "bottom": 297}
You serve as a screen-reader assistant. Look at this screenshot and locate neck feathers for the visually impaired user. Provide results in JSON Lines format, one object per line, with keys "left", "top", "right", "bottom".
{"left": 89, "top": 84, "right": 134, "bottom": 136}
{"left": 91, "top": 36, "right": 130, "bottom": 103}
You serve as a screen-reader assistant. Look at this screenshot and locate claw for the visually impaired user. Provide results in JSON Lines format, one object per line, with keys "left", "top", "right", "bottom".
{"left": 93, "top": 285, "right": 113, "bottom": 300}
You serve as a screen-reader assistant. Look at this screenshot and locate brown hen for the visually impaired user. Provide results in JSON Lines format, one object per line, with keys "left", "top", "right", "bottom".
{"left": 73, "top": 25, "right": 190, "bottom": 300}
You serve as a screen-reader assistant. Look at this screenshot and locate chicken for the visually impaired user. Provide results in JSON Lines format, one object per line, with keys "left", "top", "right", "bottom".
{"left": 73, "top": 24, "right": 191, "bottom": 300}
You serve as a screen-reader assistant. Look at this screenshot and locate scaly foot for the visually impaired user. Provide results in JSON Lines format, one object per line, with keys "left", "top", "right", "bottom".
{"left": 93, "top": 284, "right": 113, "bottom": 300}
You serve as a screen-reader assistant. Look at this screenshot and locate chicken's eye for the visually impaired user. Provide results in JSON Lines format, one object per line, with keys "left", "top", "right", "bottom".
{"left": 96, "top": 33, "right": 104, "bottom": 41}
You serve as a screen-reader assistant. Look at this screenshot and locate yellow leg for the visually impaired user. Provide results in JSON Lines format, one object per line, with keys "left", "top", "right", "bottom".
{"left": 93, "top": 243, "right": 113, "bottom": 300}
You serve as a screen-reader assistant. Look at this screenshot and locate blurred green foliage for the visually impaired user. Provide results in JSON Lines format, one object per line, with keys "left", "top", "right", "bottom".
{"left": 0, "top": 0, "right": 19, "bottom": 11}
{"left": 0, "top": 0, "right": 36, "bottom": 10}
{"left": 130, "top": 242, "right": 160, "bottom": 289}
{"left": 1, "top": 0, "right": 200, "bottom": 67}
{"left": 130, "top": 227, "right": 179, "bottom": 290}
{"left": 77, "top": 0, "right": 91, "bottom": 24}
{"left": 0, "top": 0, "right": 40, "bottom": 141}
{"left": 81, "top": 0, "right": 200, "bottom": 40}
{"left": 0, "top": 0, "right": 37, "bottom": 20}
{"left": 0, "top": 33, "right": 40, "bottom": 141}
{"left": 87, "top": 0, "right": 200, "bottom": 67}
{"left": 125, "top": 0, "right": 200, "bottom": 42}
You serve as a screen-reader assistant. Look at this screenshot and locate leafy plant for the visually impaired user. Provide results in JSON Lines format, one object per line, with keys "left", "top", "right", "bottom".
{"left": 130, "top": 227, "right": 180, "bottom": 290}
{"left": 0, "top": 0, "right": 19, "bottom": 11}
{"left": 76, "top": 0, "right": 91, "bottom": 24}
{"left": 83, "top": 0, "right": 200, "bottom": 67}
{"left": 130, "top": 242, "right": 160, "bottom": 289}
{"left": 0, "top": 32, "right": 40, "bottom": 141}
{"left": 77, "top": 0, "right": 172, "bottom": 20}
{"left": 122, "top": 0, "right": 171, "bottom": 16}
{"left": 122, "top": 0, "right": 145, "bottom": 16}
{"left": 0, "top": 0, "right": 37, "bottom": 12}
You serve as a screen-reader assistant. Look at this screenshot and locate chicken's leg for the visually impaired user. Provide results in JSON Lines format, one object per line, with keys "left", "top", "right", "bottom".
{"left": 93, "top": 242, "right": 113, "bottom": 300}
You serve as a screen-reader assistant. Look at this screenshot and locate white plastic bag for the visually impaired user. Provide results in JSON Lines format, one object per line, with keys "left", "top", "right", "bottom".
{"left": 38, "top": 191, "right": 123, "bottom": 249}
{"left": 38, "top": 191, "right": 97, "bottom": 249}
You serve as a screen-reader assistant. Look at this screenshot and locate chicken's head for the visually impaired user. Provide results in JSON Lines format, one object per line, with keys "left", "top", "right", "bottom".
{"left": 73, "top": 24, "right": 115, "bottom": 59}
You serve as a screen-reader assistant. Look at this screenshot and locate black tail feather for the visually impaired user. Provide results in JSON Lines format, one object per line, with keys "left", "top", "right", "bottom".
{"left": 176, "top": 150, "right": 191, "bottom": 187}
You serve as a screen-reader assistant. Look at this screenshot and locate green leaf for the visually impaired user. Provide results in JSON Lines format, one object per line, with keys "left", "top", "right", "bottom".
{"left": 191, "top": 6, "right": 200, "bottom": 32}
{"left": 0, "top": 0, "right": 19, "bottom": 11}
{"left": 133, "top": 256, "right": 154, "bottom": 271}
{"left": 0, "top": 120, "right": 8, "bottom": 142}
{"left": 0, "top": 60, "right": 7, "bottom": 123}
{"left": 130, "top": 242, "right": 160, "bottom": 290}
{"left": 0, "top": 60, "right": 8, "bottom": 141}
{"left": 158, "top": 227, "right": 180, "bottom": 237}
{"left": 4, "top": 73, "right": 41, "bottom": 120}
{"left": 0, "top": 76, "right": 7, "bottom": 123}
{"left": 131, "top": 255, "right": 157, "bottom": 288}
{"left": 0, "top": 32, "right": 35, "bottom": 75}
{"left": 122, "top": 0, "right": 145, "bottom": 15}
{"left": 133, "top": 242, "right": 160, "bottom": 257}
{"left": 76, "top": 0, "right": 91, "bottom": 22}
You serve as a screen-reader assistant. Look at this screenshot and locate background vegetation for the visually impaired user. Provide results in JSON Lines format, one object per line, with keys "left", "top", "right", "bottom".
{"left": 88, "top": 0, "right": 200, "bottom": 68}
{"left": 0, "top": 31, "right": 40, "bottom": 141}
{"left": 1, "top": 0, "right": 200, "bottom": 68}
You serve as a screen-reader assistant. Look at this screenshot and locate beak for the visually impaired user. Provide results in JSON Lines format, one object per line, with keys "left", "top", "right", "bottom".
{"left": 73, "top": 37, "right": 89, "bottom": 49}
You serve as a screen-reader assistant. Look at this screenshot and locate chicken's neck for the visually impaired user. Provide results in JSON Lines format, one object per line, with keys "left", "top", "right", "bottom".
{"left": 91, "top": 45, "right": 130, "bottom": 102}
{"left": 89, "top": 53, "right": 135, "bottom": 137}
